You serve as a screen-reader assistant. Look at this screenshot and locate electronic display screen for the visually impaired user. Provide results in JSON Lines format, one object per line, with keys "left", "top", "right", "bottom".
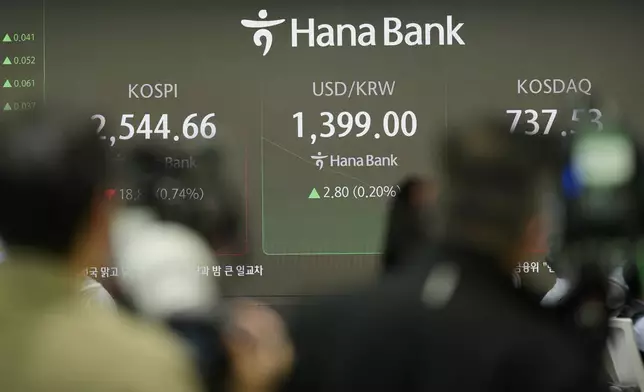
{"left": 1, "top": 0, "right": 643, "bottom": 296}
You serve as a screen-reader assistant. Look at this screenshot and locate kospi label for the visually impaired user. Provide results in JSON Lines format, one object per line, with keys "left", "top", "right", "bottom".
{"left": 241, "top": 9, "right": 465, "bottom": 56}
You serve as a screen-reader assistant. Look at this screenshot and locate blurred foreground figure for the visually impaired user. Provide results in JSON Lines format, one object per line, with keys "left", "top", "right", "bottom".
{"left": 618, "top": 260, "right": 644, "bottom": 355}
{"left": 111, "top": 206, "right": 227, "bottom": 391}
{"left": 80, "top": 277, "right": 117, "bottom": 311}
{"left": 225, "top": 301, "right": 295, "bottom": 392}
{"left": 0, "top": 111, "right": 201, "bottom": 391}
{"left": 112, "top": 207, "right": 219, "bottom": 320}
{"left": 282, "top": 117, "right": 607, "bottom": 392}
{"left": 382, "top": 176, "right": 436, "bottom": 274}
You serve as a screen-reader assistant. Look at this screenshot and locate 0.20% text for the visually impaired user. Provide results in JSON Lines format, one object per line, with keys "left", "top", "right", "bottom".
{"left": 315, "top": 185, "right": 402, "bottom": 200}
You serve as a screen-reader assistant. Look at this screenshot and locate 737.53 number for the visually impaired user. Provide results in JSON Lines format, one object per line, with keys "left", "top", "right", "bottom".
{"left": 506, "top": 108, "right": 603, "bottom": 136}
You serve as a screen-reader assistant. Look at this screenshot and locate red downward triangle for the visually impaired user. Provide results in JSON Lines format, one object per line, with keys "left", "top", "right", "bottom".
{"left": 104, "top": 189, "right": 116, "bottom": 201}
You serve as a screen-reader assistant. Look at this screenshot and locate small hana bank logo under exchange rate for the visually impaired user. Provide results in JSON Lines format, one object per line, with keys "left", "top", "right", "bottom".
{"left": 241, "top": 9, "right": 466, "bottom": 56}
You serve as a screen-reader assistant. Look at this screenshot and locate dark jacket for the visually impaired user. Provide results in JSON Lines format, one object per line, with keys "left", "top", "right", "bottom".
{"left": 283, "top": 245, "right": 608, "bottom": 392}
{"left": 382, "top": 179, "right": 429, "bottom": 274}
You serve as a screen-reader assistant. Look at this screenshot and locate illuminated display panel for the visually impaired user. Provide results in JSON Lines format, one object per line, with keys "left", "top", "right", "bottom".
{"left": 0, "top": 0, "right": 642, "bottom": 294}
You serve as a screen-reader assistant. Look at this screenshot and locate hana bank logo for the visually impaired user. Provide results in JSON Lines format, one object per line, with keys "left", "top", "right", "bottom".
{"left": 241, "top": 9, "right": 285, "bottom": 56}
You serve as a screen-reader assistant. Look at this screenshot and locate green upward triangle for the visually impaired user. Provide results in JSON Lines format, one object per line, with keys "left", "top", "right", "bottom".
{"left": 308, "top": 188, "right": 320, "bottom": 199}
{"left": 3, "top": 103, "right": 10, "bottom": 111}
{"left": 2, "top": 34, "right": 11, "bottom": 43}
{"left": 2, "top": 80, "right": 11, "bottom": 88}
{"left": 2, "top": 57, "right": 11, "bottom": 65}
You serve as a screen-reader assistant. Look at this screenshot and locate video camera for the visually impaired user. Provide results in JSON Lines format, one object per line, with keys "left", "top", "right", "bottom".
{"left": 560, "top": 101, "right": 644, "bottom": 264}
{"left": 562, "top": 119, "right": 644, "bottom": 245}
{"left": 554, "top": 99, "right": 644, "bottom": 322}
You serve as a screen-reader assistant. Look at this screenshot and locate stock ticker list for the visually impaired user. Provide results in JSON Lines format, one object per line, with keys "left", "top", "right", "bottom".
{"left": 0, "top": 2, "right": 43, "bottom": 115}
{"left": 2, "top": 0, "right": 644, "bottom": 265}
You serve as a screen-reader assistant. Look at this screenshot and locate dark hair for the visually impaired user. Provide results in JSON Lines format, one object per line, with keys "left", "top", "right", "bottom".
{"left": 382, "top": 176, "right": 428, "bottom": 273}
{"left": 0, "top": 109, "right": 107, "bottom": 256}
{"left": 435, "top": 116, "right": 564, "bottom": 258}
{"left": 394, "top": 177, "right": 424, "bottom": 208}
{"left": 624, "top": 260, "right": 643, "bottom": 300}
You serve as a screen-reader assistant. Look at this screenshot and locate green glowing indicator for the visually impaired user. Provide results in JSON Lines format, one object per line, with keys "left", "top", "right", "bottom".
{"left": 308, "top": 188, "right": 320, "bottom": 199}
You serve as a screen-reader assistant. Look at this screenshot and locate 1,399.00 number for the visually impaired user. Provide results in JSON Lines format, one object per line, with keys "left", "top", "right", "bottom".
{"left": 294, "top": 111, "right": 417, "bottom": 144}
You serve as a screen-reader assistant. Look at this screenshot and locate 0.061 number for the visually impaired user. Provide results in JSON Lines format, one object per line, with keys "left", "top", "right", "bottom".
{"left": 506, "top": 108, "right": 603, "bottom": 135}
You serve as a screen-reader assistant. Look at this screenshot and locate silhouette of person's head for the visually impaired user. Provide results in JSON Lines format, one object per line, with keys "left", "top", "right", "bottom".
{"left": 382, "top": 176, "right": 434, "bottom": 274}
{"left": 624, "top": 260, "right": 643, "bottom": 301}
{"left": 0, "top": 109, "right": 109, "bottom": 270}
{"left": 433, "top": 115, "right": 564, "bottom": 269}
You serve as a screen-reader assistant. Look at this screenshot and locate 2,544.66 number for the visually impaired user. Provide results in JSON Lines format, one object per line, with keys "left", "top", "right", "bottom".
{"left": 92, "top": 113, "right": 217, "bottom": 146}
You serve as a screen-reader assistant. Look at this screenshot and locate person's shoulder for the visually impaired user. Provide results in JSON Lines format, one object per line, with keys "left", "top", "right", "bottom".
{"left": 26, "top": 303, "right": 201, "bottom": 391}
{"left": 80, "top": 278, "right": 117, "bottom": 310}
{"left": 490, "top": 295, "right": 606, "bottom": 390}
{"left": 495, "top": 331, "right": 606, "bottom": 392}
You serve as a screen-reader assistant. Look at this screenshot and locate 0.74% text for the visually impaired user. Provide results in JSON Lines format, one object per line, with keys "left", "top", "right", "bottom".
{"left": 105, "top": 188, "right": 205, "bottom": 202}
